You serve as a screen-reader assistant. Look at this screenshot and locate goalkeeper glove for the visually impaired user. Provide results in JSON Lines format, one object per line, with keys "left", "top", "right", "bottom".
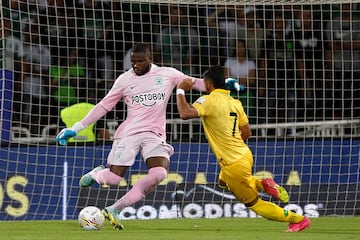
{"left": 225, "top": 78, "right": 245, "bottom": 92}
{"left": 55, "top": 122, "right": 84, "bottom": 145}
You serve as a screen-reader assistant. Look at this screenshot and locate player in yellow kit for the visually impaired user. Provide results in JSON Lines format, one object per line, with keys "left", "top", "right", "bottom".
{"left": 176, "top": 66, "right": 310, "bottom": 232}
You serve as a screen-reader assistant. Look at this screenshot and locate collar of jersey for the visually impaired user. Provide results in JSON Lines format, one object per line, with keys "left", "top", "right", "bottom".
{"left": 211, "top": 89, "right": 230, "bottom": 95}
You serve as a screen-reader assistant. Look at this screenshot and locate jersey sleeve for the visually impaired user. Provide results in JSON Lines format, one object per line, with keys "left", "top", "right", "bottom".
{"left": 236, "top": 100, "right": 249, "bottom": 127}
{"left": 99, "top": 74, "right": 126, "bottom": 111}
{"left": 190, "top": 77, "right": 206, "bottom": 92}
{"left": 192, "top": 95, "right": 208, "bottom": 117}
{"left": 169, "top": 67, "right": 205, "bottom": 92}
{"left": 80, "top": 73, "right": 126, "bottom": 127}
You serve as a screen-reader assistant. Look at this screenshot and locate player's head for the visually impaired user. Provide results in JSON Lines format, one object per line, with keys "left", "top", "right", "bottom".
{"left": 203, "top": 66, "right": 226, "bottom": 92}
{"left": 131, "top": 43, "right": 153, "bottom": 76}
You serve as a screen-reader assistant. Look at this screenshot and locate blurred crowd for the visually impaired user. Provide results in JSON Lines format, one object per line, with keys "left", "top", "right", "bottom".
{"left": 0, "top": 0, "right": 359, "bottom": 137}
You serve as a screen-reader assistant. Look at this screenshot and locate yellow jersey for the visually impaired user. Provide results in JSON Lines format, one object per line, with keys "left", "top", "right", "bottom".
{"left": 192, "top": 89, "right": 250, "bottom": 166}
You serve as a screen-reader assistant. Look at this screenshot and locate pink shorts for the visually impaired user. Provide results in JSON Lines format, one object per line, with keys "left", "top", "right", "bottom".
{"left": 107, "top": 132, "right": 174, "bottom": 166}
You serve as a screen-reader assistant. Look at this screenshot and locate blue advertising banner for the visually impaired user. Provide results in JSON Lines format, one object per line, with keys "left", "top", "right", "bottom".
{"left": 77, "top": 183, "right": 360, "bottom": 219}
{"left": 0, "top": 139, "right": 359, "bottom": 220}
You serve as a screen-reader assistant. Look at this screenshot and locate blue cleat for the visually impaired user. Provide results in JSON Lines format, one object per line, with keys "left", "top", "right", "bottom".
{"left": 79, "top": 165, "right": 104, "bottom": 187}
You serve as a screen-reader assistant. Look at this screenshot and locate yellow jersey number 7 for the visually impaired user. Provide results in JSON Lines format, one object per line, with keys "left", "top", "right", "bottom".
{"left": 230, "top": 112, "right": 237, "bottom": 137}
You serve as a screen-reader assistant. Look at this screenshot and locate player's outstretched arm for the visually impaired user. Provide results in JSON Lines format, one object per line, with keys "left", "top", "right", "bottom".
{"left": 187, "top": 76, "right": 206, "bottom": 92}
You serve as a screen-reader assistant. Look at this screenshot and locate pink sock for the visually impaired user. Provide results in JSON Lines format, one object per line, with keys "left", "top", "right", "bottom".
{"left": 93, "top": 168, "right": 122, "bottom": 185}
{"left": 110, "top": 167, "right": 167, "bottom": 210}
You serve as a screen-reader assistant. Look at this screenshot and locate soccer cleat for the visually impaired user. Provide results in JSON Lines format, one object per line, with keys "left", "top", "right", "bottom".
{"left": 102, "top": 207, "right": 124, "bottom": 230}
{"left": 79, "top": 165, "right": 104, "bottom": 187}
{"left": 286, "top": 217, "right": 311, "bottom": 232}
{"left": 261, "top": 178, "right": 289, "bottom": 203}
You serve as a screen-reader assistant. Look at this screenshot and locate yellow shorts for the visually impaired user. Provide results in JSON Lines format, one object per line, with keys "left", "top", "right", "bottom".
{"left": 219, "top": 150, "right": 258, "bottom": 204}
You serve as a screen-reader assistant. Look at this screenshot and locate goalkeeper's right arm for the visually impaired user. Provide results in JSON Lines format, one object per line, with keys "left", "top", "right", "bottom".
{"left": 55, "top": 122, "right": 85, "bottom": 145}
{"left": 56, "top": 98, "right": 114, "bottom": 145}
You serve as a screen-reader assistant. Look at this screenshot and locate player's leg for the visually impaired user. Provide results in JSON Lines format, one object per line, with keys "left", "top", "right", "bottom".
{"left": 101, "top": 165, "right": 129, "bottom": 230}
{"left": 103, "top": 157, "right": 168, "bottom": 230}
{"left": 104, "top": 133, "right": 173, "bottom": 230}
{"left": 247, "top": 198, "right": 310, "bottom": 231}
{"left": 79, "top": 138, "right": 136, "bottom": 187}
{"left": 79, "top": 165, "right": 125, "bottom": 187}
{"left": 224, "top": 152, "right": 310, "bottom": 232}
{"left": 79, "top": 165, "right": 105, "bottom": 187}
{"left": 98, "top": 135, "right": 142, "bottom": 229}
{"left": 107, "top": 157, "right": 169, "bottom": 211}
{"left": 230, "top": 176, "right": 310, "bottom": 231}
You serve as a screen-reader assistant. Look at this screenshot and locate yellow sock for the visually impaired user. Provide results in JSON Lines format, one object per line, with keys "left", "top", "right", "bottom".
{"left": 249, "top": 198, "right": 304, "bottom": 223}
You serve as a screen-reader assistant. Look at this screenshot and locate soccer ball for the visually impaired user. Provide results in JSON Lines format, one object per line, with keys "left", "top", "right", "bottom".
{"left": 78, "top": 206, "right": 105, "bottom": 230}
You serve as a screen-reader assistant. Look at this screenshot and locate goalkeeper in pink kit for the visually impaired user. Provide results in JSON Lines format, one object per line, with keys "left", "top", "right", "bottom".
{"left": 55, "top": 43, "right": 206, "bottom": 229}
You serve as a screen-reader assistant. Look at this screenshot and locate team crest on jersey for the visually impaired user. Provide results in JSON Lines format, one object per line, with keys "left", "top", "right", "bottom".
{"left": 155, "top": 77, "right": 163, "bottom": 86}
{"left": 196, "top": 96, "right": 206, "bottom": 104}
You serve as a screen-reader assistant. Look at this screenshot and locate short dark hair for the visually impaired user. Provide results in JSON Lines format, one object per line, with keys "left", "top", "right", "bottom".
{"left": 132, "top": 43, "right": 151, "bottom": 55}
{"left": 203, "top": 66, "right": 226, "bottom": 89}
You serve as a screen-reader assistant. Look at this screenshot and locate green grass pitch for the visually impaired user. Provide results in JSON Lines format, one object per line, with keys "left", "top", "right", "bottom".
{"left": 1, "top": 217, "right": 359, "bottom": 240}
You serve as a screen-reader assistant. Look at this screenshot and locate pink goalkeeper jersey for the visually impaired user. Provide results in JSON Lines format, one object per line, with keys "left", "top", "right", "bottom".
{"left": 80, "top": 64, "right": 205, "bottom": 139}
